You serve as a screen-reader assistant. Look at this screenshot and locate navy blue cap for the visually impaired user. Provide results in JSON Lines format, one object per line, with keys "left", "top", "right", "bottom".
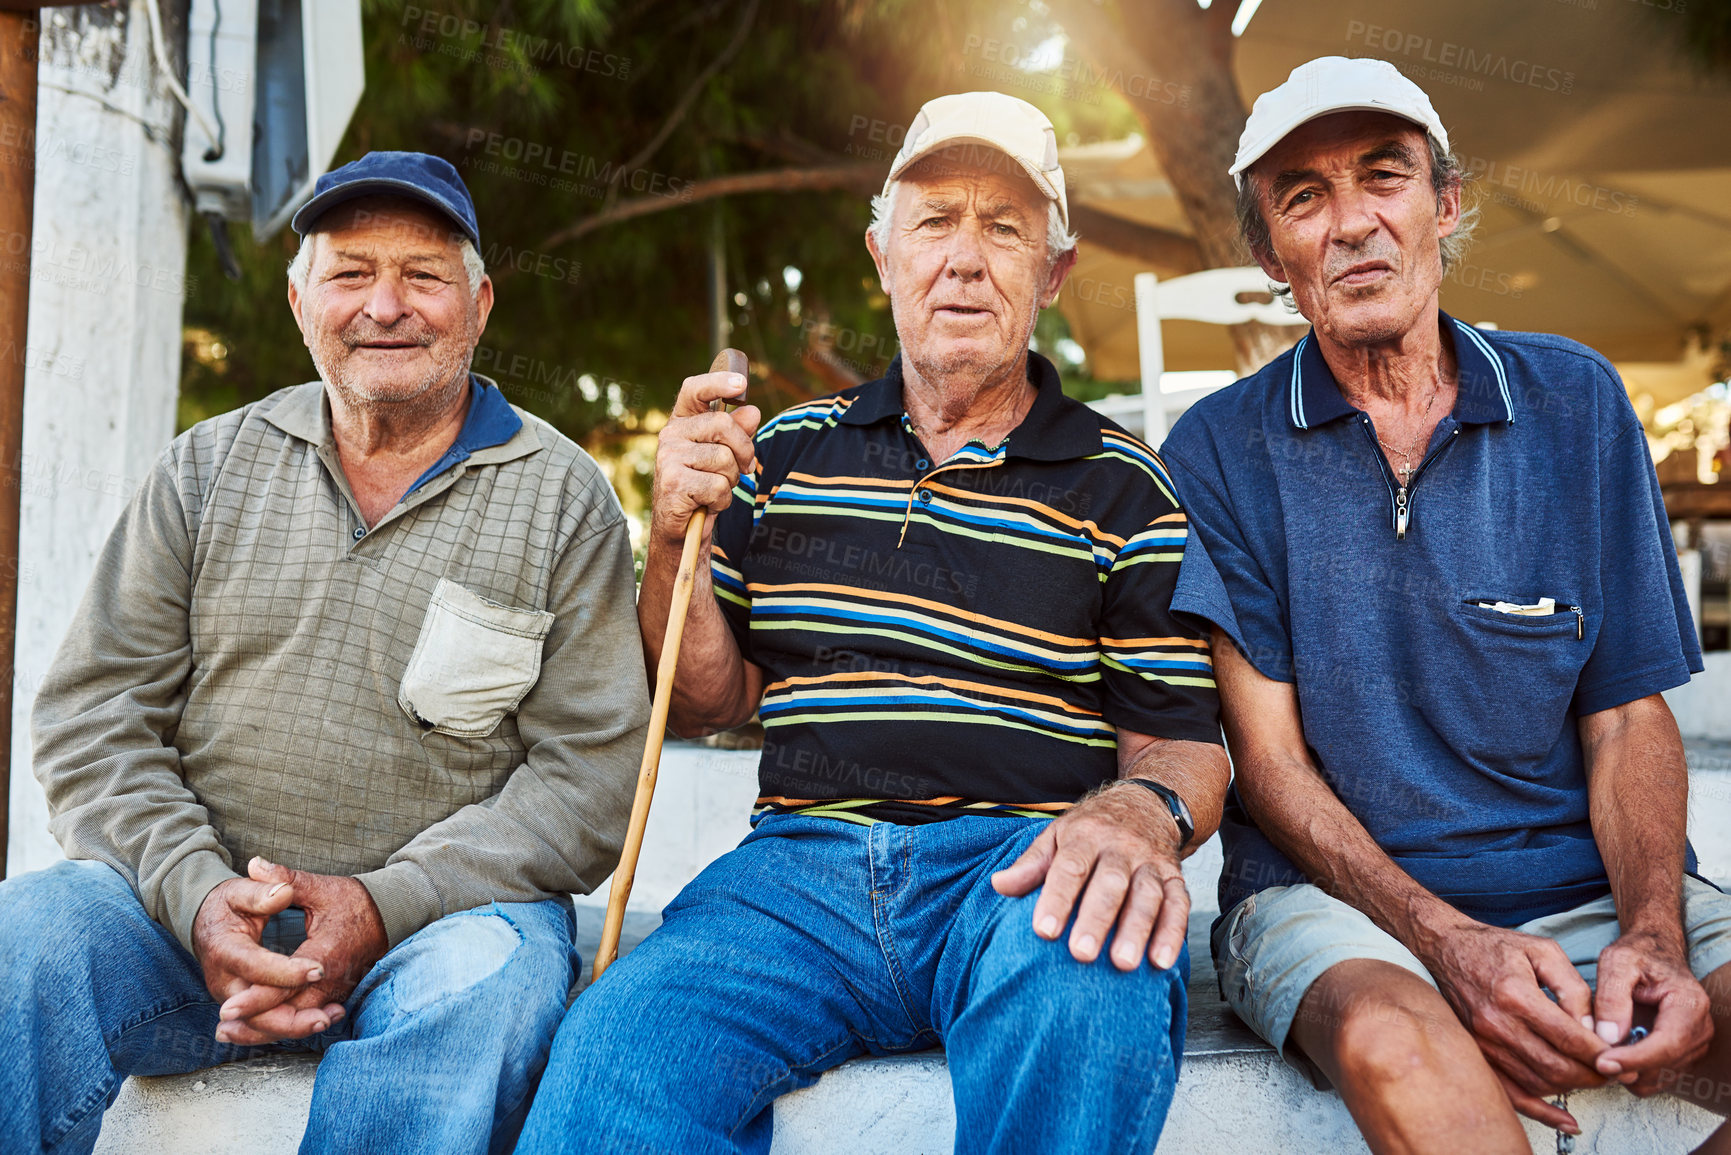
{"left": 291, "top": 151, "right": 481, "bottom": 250}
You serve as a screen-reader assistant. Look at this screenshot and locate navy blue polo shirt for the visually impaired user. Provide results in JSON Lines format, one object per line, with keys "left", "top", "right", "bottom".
{"left": 1164, "top": 312, "right": 1703, "bottom": 928}
{"left": 404, "top": 374, "right": 523, "bottom": 497}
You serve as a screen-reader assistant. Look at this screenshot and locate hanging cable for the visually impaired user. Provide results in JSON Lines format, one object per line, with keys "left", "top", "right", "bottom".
{"left": 142, "top": 0, "right": 224, "bottom": 160}
{"left": 204, "top": 0, "right": 225, "bottom": 161}
{"left": 202, "top": 210, "right": 242, "bottom": 279}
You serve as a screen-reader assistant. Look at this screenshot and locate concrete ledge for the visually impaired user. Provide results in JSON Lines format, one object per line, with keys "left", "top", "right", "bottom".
{"left": 91, "top": 742, "right": 1731, "bottom": 1153}
{"left": 96, "top": 1043, "right": 1723, "bottom": 1155}
{"left": 1667, "top": 653, "right": 1731, "bottom": 742}
{"left": 100, "top": 1058, "right": 316, "bottom": 1155}
{"left": 95, "top": 917, "right": 1722, "bottom": 1154}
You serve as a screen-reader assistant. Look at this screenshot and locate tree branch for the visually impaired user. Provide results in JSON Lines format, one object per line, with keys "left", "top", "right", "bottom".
{"left": 522, "top": 160, "right": 1205, "bottom": 283}
{"left": 537, "top": 161, "right": 884, "bottom": 252}
{"left": 1067, "top": 204, "right": 1202, "bottom": 274}
{"left": 1199, "top": 0, "right": 1239, "bottom": 46}
{"left": 716, "top": 125, "right": 842, "bottom": 167}
{"left": 612, "top": 0, "right": 760, "bottom": 184}
{"left": 1049, "top": 0, "right": 1295, "bottom": 373}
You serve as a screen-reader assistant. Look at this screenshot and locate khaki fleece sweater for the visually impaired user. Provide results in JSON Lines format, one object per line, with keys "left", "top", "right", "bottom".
{"left": 32, "top": 379, "right": 650, "bottom": 951}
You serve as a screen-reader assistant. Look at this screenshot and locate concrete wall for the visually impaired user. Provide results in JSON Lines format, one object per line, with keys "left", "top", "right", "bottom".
{"left": 572, "top": 743, "right": 1234, "bottom": 920}
{"left": 1668, "top": 650, "right": 1731, "bottom": 742}
{"left": 6, "top": 2, "right": 189, "bottom": 876}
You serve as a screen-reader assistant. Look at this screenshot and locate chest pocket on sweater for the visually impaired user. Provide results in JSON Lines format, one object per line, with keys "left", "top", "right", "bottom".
{"left": 398, "top": 578, "right": 554, "bottom": 738}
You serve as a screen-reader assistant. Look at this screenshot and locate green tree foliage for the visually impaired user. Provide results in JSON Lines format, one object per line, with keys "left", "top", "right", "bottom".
{"left": 1675, "top": 0, "right": 1731, "bottom": 75}
{"left": 180, "top": 0, "right": 1137, "bottom": 487}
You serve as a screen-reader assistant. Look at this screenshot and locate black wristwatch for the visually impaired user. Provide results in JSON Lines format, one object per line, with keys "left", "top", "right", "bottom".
{"left": 1119, "top": 777, "right": 1194, "bottom": 848}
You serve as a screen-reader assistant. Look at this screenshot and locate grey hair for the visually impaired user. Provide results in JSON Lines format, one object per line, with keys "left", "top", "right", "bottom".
{"left": 868, "top": 180, "right": 1079, "bottom": 272}
{"left": 287, "top": 231, "right": 486, "bottom": 295}
{"left": 1235, "top": 134, "right": 1478, "bottom": 307}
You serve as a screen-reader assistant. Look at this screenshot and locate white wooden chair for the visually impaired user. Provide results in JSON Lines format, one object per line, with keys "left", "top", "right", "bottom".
{"left": 1088, "top": 267, "right": 1307, "bottom": 447}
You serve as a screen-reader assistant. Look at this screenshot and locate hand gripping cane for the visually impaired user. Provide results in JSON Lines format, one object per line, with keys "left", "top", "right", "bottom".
{"left": 593, "top": 348, "right": 749, "bottom": 980}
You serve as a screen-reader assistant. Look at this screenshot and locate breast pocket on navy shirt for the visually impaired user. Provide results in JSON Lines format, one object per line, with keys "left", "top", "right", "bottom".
{"left": 1438, "top": 594, "right": 1589, "bottom": 770}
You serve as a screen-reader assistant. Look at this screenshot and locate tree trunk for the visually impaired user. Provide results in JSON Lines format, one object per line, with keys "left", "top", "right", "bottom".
{"left": 1048, "top": 0, "right": 1298, "bottom": 374}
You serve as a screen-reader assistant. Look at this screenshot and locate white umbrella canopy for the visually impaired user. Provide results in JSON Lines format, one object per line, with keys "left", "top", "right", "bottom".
{"left": 1058, "top": 0, "right": 1731, "bottom": 404}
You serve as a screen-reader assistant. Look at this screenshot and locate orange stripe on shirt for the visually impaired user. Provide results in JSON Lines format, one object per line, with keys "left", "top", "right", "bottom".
{"left": 917, "top": 478, "right": 1130, "bottom": 547}
{"left": 746, "top": 580, "right": 1098, "bottom": 648}
{"left": 766, "top": 669, "right": 1105, "bottom": 716}
{"left": 1099, "top": 636, "right": 1213, "bottom": 649}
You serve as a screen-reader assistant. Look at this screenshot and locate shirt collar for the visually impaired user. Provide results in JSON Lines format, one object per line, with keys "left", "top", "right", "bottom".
{"left": 262, "top": 379, "right": 330, "bottom": 443}
{"left": 837, "top": 350, "right": 1102, "bottom": 461}
{"left": 1287, "top": 311, "right": 1515, "bottom": 431}
{"left": 403, "top": 374, "right": 524, "bottom": 496}
{"left": 265, "top": 373, "right": 533, "bottom": 492}
{"left": 1447, "top": 315, "right": 1518, "bottom": 426}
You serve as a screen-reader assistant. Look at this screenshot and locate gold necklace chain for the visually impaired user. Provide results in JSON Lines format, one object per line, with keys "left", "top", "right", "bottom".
{"left": 1372, "top": 379, "right": 1445, "bottom": 484}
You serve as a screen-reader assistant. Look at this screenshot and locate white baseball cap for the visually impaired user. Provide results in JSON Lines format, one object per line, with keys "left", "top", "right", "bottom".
{"left": 885, "top": 91, "right": 1068, "bottom": 228}
{"left": 1231, "top": 56, "right": 1449, "bottom": 188}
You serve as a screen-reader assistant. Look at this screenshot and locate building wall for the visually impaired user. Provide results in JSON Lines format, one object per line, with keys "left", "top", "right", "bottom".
{"left": 6, "top": 1, "right": 188, "bottom": 875}
{"left": 1668, "top": 650, "right": 1731, "bottom": 743}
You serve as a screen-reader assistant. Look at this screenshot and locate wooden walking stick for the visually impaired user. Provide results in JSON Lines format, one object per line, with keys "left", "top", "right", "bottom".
{"left": 593, "top": 347, "right": 749, "bottom": 980}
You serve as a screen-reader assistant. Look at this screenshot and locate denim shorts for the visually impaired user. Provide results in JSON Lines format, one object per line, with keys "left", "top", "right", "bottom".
{"left": 1212, "top": 877, "right": 1731, "bottom": 1089}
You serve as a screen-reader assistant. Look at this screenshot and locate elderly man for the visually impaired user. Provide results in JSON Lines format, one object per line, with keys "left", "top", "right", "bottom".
{"left": 1162, "top": 57, "right": 1731, "bottom": 1153}
{"left": 0, "top": 152, "right": 649, "bottom": 1154}
{"left": 517, "top": 92, "right": 1229, "bottom": 1154}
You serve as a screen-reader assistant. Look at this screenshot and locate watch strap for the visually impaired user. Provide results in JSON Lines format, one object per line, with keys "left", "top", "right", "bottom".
{"left": 1117, "top": 777, "right": 1194, "bottom": 848}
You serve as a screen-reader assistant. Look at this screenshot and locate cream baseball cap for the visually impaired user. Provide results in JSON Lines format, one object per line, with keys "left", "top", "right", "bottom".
{"left": 1231, "top": 56, "right": 1449, "bottom": 188}
{"left": 885, "top": 91, "right": 1068, "bottom": 227}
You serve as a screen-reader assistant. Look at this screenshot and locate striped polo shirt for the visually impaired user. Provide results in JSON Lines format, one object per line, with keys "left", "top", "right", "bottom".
{"left": 711, "top": 351, "right": 1222, "bottom": 826}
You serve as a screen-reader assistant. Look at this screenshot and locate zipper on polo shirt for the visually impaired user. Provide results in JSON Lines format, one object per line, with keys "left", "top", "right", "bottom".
{"left": 1356, "top": 417, "right": 1461, "bottom": 540}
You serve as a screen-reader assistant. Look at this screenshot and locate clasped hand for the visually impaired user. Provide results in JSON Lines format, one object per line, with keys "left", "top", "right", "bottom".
{"left": 1422, "top": 921, "right": 1712, "bottom": 1132}
{"left": 191, "top": 857, "right": 388, "bottom": 1045}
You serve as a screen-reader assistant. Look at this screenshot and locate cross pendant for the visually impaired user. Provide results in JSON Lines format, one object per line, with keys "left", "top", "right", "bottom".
{"left": 1398, "top": 461, "right": 1415, "bottom": 486}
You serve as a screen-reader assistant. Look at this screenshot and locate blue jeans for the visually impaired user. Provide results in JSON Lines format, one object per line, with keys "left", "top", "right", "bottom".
{"left": 518, "top": 815, "right": 1188, "bottom": 1155}
{"left": 0, "top": 859, "right": 576, "bottom": 1155}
